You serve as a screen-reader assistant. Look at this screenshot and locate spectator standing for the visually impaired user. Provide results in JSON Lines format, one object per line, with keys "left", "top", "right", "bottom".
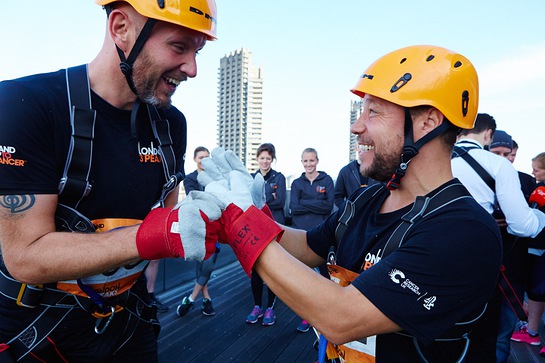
{"left": 511, "top": 152, "right": 545, "bottom": 357}
{"left": 290, "top": 148, "right": 335, "bottom": 230}
{"left": 488, "top": 131, "right": 536, "bottom": 362}
{"left": 245, "top": 143, "right": 286, "bottom": 326}
{"left": 289, "top": 147, "right": 334, "bottom": 333}
{"left": 177, "top": 146, "right": 219, "bottom": 317}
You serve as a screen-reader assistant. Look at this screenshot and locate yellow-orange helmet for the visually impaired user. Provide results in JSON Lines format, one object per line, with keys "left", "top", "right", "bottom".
{"left": 96, "top": 0, "right": 217, "bottom": 40}
{"left": 351, "top": 45, "right": 478, "bottom": 129}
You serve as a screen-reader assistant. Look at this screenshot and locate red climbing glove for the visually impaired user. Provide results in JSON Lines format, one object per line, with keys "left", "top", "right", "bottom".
{"left": 136, "top": 191, "right": 224, "bottom": 261}
{"left": 218, "top": 204, "right": 283, "bottom": 276}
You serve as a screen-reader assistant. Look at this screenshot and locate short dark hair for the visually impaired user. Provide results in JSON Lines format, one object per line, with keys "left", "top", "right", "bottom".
{"left": 193, "top": 146, "right": 209, "bottom": 158}
{"left": 459, "top": 113, "right": 496, "bottom": 137}
{"left": 256, "top": 143, "right": 276, "bottom": 160}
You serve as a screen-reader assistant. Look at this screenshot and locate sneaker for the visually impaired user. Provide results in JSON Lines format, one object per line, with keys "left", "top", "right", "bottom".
{"left": 176, "top": 296, "right": 194, "bottom": 317}
{"left": 262, "top": 308, "right": 276, "bottom": 326}
{"left": 540, "top": 346, "right": 545, "bottom": 358}
{"left": 511, "top": 325, "right": 540, "bottom": 346}
{"left": 150, "top": 293, "right": 169, "bottom": 313}
{"left": 202, "top": 298, "right": 216, "bottom": 316}
{"left": 297, "top": 319, "right": 310, "bottom": 333}
{"left": 246, "top": 305, "right": 263, "bottom": 324}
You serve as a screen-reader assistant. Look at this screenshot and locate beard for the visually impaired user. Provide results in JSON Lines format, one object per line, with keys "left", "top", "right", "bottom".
{"left": 360, "top": 135, "right": 404, "bottom": 183}
{"left": 363, "top": 152, "right": 399, "bottom": 182}
{"left": 131, "top": 50, "right": 174, "bottom": 109}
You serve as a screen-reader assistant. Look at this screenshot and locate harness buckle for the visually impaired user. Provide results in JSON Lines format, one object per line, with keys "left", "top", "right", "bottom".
{"left": 16, "top": 284, "right": 44, "bottom": 308}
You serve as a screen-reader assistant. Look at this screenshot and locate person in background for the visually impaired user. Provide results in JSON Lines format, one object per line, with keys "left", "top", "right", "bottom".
{"left": 177, "top": 146, "right": 220, "bottom": 318}
{"left": 289, "top": 147, "right": 334, "bottom": 333}
{"left": 334, "top": 146, "right": 377, "bottom": 210}
{"left": 511, "top": 152, "right": 545, "bottom": 357}
{"left": 0, "top": 0, "right": 218, "bottom": 361}
{"left": 290, "top": 148, "right": 335, "bottom": 230}
{"left": 488, "top": 131, "right": 536, "bottom": 362}
{"left": 245, "top": 143, "right": 286, "bottom": 326}
{"left": 508, "top": 140, "right": 519, "bottom": 164}
{"left": 146, "top": 260, "right": 169, "bottom": 313}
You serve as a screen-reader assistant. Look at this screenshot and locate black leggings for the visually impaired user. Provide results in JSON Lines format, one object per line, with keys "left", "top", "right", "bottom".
{"left": 250, "top": 268, "right": 277, "bottom": 308}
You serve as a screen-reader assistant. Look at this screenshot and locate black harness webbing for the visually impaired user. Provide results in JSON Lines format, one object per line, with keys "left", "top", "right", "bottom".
{"left": 452, "top": 146, "right": 495, "bottom": 191}
{"left": 58, "top": 65, "right": 96, "bottom": 209}
{"left": 451, "top": 145, "right": 528, "bottom": 322}
{"left": 332, "top": 182, "right": 487, "bottom": 343}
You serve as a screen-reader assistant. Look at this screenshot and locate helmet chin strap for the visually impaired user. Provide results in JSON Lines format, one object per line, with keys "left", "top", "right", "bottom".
{"left": 386, "top": 108, "right": 451, "bottom": 190}
{"left": 115, "top": 17, "right": 158, "bottom": 96}
{"left": 107, "top": 12, "right": 157, "bottom": 138}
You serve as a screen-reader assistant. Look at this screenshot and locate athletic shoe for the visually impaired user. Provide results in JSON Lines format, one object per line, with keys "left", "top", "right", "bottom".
{"left": 246, "top": 305, "right": 263, "bottom": 324}
{"left": 297, "top": 319, "right": 310, "bottom": 333}
{"left": 150, "top": 293, "right": 169, "bottom": 313}
{"left": 176, "top": 296, "right": 194, "bottom": 317}
{"left": 262, "top": 307, "right": 276, "bottom": 326}
{"left": 202, "top": 298, "right": 216, "bottom": 316}
{"left": 511, "top": 325, "right": 540, "bottom": 346}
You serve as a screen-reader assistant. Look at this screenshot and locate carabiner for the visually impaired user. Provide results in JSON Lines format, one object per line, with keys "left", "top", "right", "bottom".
{"left": 94, "top": 306, "right": 116, "bottom": 335}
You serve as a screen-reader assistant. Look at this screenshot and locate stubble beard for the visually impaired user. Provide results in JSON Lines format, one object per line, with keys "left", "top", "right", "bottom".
{"left": 131, "top": 51, "right": 173, "bottom": 109}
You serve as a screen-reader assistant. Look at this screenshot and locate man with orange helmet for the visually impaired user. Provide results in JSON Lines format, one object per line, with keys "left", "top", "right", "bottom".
{"left": 197, "top": 45, "right": 503, "bottom": 362}
{"left": 0, "top": 0, "right": 217, "bottom": 361}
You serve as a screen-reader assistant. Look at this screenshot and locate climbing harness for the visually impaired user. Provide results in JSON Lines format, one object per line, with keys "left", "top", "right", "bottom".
{"left": 317, "top": 182, "right": 476, "bottom": 363}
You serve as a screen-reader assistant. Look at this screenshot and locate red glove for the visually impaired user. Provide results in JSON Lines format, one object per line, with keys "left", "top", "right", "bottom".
{"left": 218, "top": 204, "right": 284, "bottom": 276}
{"left": 530, "top": 186, "right": 545, "bottom": 209}
{"left": 136, "top": 192, "right": 224, "bottom": 261}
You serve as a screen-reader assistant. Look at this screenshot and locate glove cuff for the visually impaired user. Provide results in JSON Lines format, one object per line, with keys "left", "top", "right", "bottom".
{"left": 136, "top": 207, "right": 183, "bottom": 260}
{"left": 224, "top": 204, "right": 284, "bottom": 276}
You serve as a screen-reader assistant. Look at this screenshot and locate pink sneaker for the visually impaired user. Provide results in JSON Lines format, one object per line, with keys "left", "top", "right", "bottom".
{"left": 540, "top": 345, "right": 545, "bottom": 357}
{"left": 511, "top": 325, "right": 540, "bottom": 346}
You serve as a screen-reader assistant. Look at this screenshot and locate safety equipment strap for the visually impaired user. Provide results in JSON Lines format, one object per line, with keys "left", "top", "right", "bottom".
{"left": 58, "top": 64, "right": 96, "bottom": 209}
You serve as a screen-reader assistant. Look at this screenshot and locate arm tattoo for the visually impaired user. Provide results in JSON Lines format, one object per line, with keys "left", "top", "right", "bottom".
{"left": 0, "top": 195, "right": 36, "bottom": 214}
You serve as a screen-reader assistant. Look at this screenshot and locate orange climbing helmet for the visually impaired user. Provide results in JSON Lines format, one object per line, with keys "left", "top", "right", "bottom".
{"left": 351, "top": 45, "right": 478, "bottom": 129}
{"left": 96, "top": 0, "right": 217, "bottom": 40}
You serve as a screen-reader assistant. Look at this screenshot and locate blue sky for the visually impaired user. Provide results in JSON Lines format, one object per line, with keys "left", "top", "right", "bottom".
{"left": 1, "top": 1, "right": 544, "bottom": 180}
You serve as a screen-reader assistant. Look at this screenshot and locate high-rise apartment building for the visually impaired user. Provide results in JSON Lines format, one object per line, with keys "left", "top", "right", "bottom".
{"left": 217, "top": 48, "right": 263, "bottom": 171}
{"left": 349, "top": 99, "right": 363, "bottom": 162}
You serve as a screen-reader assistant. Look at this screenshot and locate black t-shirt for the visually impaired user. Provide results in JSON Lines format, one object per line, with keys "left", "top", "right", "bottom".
{"left": 307, "top": 179, "right": 502, "bottom": 362}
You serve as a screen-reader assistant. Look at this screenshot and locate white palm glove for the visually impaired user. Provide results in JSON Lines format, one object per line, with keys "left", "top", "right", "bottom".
{"left": 198, "top": 147, "right": 265, "bottom": 210}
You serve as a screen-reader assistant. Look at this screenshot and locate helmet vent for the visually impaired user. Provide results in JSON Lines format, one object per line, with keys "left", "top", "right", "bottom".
{"left": 400, "top": 57, "right": 407, "bottom": 64}
{"left": 454, "top": 61, "right": 463, "bottom": 68}
{"left": 461, "top": 90, "right": 469, "bottom": 116}
{"left": 426, "top": 55, "right": 435, "bottom": 62}
{"left": 157, "top": 0, "right": 165, "bottom": 9}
